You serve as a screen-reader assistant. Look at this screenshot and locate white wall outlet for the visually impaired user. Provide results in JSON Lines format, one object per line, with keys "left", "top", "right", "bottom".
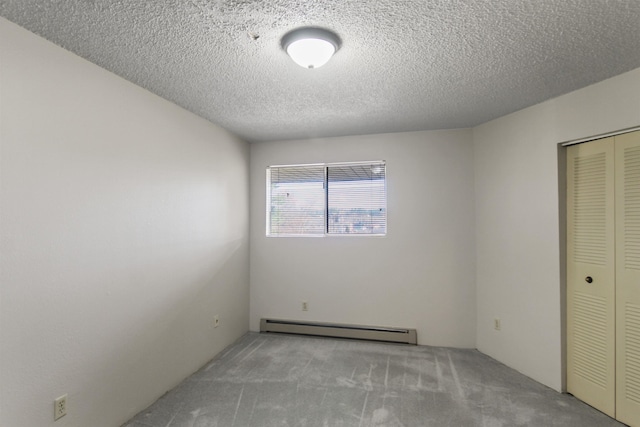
{"left": 214, "top": 315, "right": 220, "bottom": 328}
{"left": 54, "top": 394, "right": 67, "bottom": 420}
{"left": 494, "top": 318, "right": 501, "bottom": 331}
{"left": 302, "top": 301, "right": 309, "bottom": 311}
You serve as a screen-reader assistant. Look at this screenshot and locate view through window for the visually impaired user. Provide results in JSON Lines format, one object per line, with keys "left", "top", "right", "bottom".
{"left": 267, "top": 161, "right": 386, "bottom": 236}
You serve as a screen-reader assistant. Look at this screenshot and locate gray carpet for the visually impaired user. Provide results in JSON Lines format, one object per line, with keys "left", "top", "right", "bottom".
{"left": 123, "top": 332, "right": 623, "bottom": 427}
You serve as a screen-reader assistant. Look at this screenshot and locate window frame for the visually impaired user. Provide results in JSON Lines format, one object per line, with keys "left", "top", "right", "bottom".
{"left": 266, "top": 160, "right": 387, "bottom": 237}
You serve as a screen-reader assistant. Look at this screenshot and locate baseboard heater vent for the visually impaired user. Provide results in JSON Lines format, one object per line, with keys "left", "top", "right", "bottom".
{"left": 260, "top": 318, "right": 417, "bottom": 345}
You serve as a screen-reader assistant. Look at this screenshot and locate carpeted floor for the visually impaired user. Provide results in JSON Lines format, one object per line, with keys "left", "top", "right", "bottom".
{"left": 123, "top": 332, "right": 623, "bottom": 427}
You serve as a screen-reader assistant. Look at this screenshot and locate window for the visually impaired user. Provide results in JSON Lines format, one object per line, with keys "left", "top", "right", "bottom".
{"left": 267, "top": 161, "right": 386, "bottom": 236}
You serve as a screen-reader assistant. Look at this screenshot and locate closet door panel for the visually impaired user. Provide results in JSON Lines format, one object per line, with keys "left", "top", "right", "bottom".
{"left": 616, "top": 130, "right": 640, "bottom": 427}
{"left": 567, "top": 137, "right": 616, "bottom": 417}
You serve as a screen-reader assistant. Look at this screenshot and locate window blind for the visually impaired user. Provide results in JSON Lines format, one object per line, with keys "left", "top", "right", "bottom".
{"left": 268, "top": 165, "right": 325, "bottom": 235}
{"left": 327, "top": 163, "right": 386, "bottom": 234}
{"left": 267, "top": 161, "right": 386, "bottom": 236}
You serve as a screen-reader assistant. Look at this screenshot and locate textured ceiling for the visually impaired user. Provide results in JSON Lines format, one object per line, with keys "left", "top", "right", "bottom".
{"left": 1, "top": 1, "right": 640, "bottom": 142}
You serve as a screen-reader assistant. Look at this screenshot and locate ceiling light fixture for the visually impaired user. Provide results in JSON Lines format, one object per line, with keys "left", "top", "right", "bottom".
{"left": 281, "top": 27, "right": 340, "bottom": 69}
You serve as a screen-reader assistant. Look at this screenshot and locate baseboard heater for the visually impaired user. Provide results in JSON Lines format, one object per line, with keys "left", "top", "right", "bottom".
{"left": 260, "top": 318, "right": 417, "bottom": 345}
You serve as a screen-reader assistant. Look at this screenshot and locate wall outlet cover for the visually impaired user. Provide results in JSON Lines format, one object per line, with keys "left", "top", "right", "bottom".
{"left": 54, "top": 394, "right": 67, "bottom": 420}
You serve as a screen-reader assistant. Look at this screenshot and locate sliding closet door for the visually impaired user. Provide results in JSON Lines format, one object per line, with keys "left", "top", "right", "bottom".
{"left": 615, "top": 130, "right": 640, "bottom": 426}
{"left": 567, "top": 137, "right": 616, "bottom": 417}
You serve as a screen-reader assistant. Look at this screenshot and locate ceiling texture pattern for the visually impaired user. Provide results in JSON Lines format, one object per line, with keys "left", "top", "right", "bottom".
{"left": 1, "top": 0, "right": 639, "bottom": 142}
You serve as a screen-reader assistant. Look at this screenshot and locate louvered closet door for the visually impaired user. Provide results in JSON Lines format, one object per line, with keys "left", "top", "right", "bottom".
{"left": 567, "top": 137, "right": 616, "bottom": 417}
{"left": 615, "top": 130, "right": 640, "bottom": 426}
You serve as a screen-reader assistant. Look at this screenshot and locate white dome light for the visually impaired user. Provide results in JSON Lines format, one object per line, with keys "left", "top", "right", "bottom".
{"left": 287, "top": 38, "right": 335, "bottom": 69}
{"left": 282, "top": 28, "right": 340, "bottom": 69}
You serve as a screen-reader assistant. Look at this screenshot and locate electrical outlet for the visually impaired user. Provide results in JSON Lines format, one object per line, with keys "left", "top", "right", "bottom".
{"left": 214, "top": 315, "right": 220, "bottom": 328}
{"left": 494, "top": 318, "right": 501, "bottom": 331}
{"left": 54, "top": 394, "right": 67, "bottom": 420}
{"left": 302, "top": 301, "right": 309, "bottom": 311}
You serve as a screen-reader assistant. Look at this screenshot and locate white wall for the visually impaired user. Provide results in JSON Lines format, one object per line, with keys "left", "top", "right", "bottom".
{"left": 474, "top": 67, "right": 640, "bottom": 391}
{"left": 250, "top": 130, "right": 476, "bottom": 348}
{"left": 0, "top": 17, "right": 249, "bottom": 427}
